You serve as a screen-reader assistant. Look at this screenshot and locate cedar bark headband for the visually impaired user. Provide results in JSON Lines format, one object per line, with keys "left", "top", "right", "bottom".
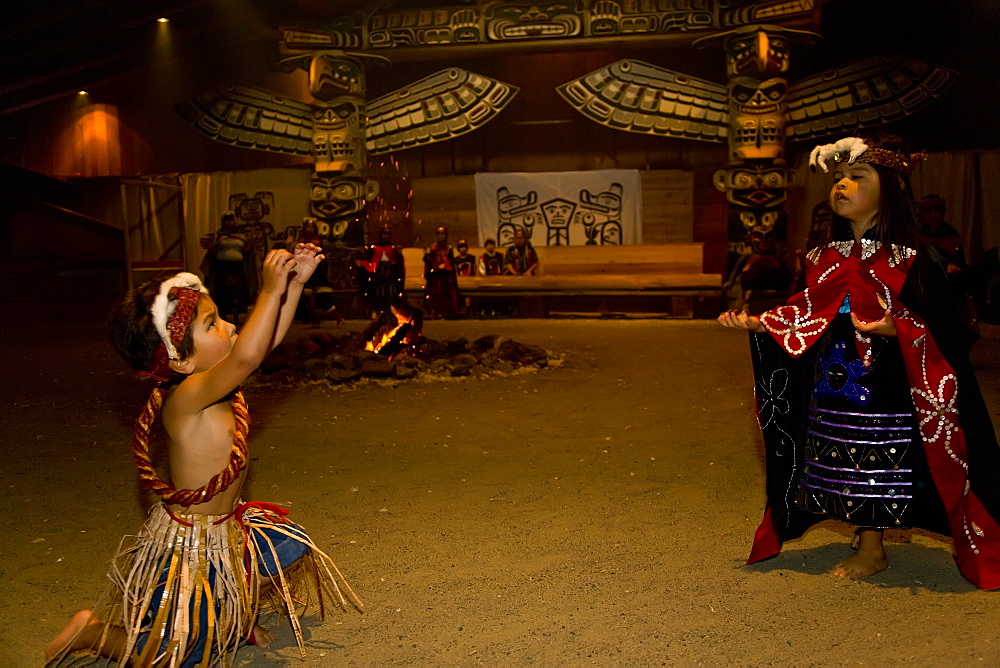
{"left": 145, "top": 272, "right": 208, "bottom": 381}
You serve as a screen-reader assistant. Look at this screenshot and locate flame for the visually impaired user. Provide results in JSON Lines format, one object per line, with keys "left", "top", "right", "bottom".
{"left": 366, "top": 322, "right": 404, "bottom": 354}
{"left": 365, "top": 310, "right": 413, "bottom": 359}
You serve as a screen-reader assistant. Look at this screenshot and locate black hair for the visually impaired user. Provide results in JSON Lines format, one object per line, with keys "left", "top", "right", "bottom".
{"left": 819, "top": 130, "right": 919, "bottom": 249}
{"left": 108, "top": 272, "right": 197, "bottom": 375}
{"left": 918, "top": 194, "right": 947, "bottom": 213}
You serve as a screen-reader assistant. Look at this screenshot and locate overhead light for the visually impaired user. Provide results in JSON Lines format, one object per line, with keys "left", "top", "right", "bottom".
{"left": 157, "top": 17, "right": 170, "bottom": 23}
{"left": 77, "top": 90, "right": 89, "bottom": 95}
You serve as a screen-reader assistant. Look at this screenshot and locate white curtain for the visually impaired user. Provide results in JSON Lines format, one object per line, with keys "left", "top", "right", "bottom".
{"left": 179, "top": 167, "right": 312, "bottom": 274}
{"left": 474, "top": 169, "right": 643, "bottom": 247}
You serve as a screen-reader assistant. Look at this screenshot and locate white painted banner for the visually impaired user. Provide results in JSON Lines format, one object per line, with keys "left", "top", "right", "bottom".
{"left": 474, "top": 169, "right": 643, "bottom": 247}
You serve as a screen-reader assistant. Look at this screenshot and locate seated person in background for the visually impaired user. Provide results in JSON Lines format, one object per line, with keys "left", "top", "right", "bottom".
{"left": 478, "top": 238, "right": 504, "bottom": 276}
{"left": 454, "top": 239, "right": 476, "bottom": 277}
{"left": 504, "top": 226, "right": 540, "bottom": 276}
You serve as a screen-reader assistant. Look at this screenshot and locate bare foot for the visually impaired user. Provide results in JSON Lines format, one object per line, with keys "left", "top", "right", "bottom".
{"left": 251, "top": 624, "right": 275, "bottom": 649}
{"left": 830, "top": 547, "right": 888, "bottom": 579}
{"left": 46, "top": 610, "right": 98, "bottom": 660}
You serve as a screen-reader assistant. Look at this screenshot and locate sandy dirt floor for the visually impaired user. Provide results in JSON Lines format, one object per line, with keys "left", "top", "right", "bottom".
{"left": 3, "top": 300, "right": 1000, "bottom": 666}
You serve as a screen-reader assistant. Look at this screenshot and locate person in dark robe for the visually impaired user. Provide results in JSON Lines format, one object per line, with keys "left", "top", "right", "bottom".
{"left": 356, "top": 225, "right": 405, "bottom": 318}
{"left": 422, "top": 225, "right": 460, "bottom": 319}
{"left": 719, "top": 132, "right": 1000, "bottom": 590}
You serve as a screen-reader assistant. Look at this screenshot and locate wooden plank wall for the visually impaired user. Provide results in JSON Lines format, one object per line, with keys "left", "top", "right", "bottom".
{"left": 409, "top": 170, "right": 694, "bottom": 249}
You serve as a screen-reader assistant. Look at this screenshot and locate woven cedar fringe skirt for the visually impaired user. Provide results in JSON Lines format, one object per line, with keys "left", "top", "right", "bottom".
{"left": 51, "top": 502, "right": 361, "bottom": 667}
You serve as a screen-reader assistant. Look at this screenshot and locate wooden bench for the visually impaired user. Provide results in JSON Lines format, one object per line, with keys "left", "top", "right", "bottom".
{"left": 400, "top": 243, "right": 723, "bottom": 317}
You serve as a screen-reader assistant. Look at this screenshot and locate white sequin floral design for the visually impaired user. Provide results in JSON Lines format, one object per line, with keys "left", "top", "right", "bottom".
{"left": 761, "top": 305, "right": 830, "bottom": 356}
{"left": 912, "top": 373, "right": 965, "bottom": 468}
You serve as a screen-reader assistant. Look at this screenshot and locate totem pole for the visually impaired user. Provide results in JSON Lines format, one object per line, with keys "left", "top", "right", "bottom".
{"left": 176, "top": 24, "right": 518, "bottom": 294}
{"left": 557, "top": 23, "right": 955, "bottom": 308}
{"left": 706, "top": 26, "right": 806, "bottom": 308}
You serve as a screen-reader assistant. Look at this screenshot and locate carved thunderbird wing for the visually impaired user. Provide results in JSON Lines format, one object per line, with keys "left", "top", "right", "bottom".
{"left": 175, "top": 83, "right": 315, "bottom": 156}
{"left": 365, "top": 68, "right": 519, "bottom": 155}
{"left": 557, "top": 59, "right": 729, "bottom": 142}
{"left": 785, "top": 53, "right": 957, "bottom": 142}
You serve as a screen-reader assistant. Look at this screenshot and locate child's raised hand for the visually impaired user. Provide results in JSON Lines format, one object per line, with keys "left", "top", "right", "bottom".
{"left": 290, "top": 243, "right": 326, "bottom": 284}
{"left": 851, "top": 309, "right": 897, "bottom": 337}
{"left": 260, "top": 248, "right": 298, "bottom": 294}
{"left": 718, "top": 309, "right": 765, "bottom": 333}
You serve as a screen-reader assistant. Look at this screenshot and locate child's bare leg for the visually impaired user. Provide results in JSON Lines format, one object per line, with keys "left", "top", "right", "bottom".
{"left": 251, "top": 555, "right": 307, "bottom": 649}
{"left": 830, "top": 528, "right": 888, "bottom": 578}
{"left": 46, "top": 610, "right": 127, "bottom": 661}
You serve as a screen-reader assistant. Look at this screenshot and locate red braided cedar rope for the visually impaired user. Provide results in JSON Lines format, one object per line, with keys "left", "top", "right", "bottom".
{"left": 131, "top": 388, "right": 250, "bottom": 506}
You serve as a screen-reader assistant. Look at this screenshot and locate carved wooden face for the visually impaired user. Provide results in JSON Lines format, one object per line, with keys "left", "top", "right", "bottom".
{"left": 312, "top": 101, "right": 365, "bottom": 173}
{"left": 728, "top": 76, "right": 788, "bottom": 161}
{"left": 485, "top": 1, "right": 583, "bottom": 40}
{"left": 310, "top": 175, "right": 370, "bottom": 241}
{"left": 714, "top": 164, "right": 790, "bottom": 209}
{"left": 726, "top": 29, "right": 789, "bottom": 76}
{"left": 310, "top": 54, "right": 364, "bottom": 101}
{"left": 728, "top": 210, "right": 786, "bottom": 257}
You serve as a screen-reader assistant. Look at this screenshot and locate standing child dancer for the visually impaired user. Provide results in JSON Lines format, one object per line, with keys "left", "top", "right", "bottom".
{"left": 47, "top": 243, "right": 363, "bottom": 665}
{"left": 719, "top": 132, "right": 1000, "bottom": 588}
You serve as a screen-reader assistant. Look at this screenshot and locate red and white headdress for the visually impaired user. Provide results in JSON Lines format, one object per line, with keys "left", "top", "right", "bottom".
{"left": 809, "top": 137, "right": 926, "bottom": 175}
{"left": 145, "top": 272, "right": 208, "bottom": 381}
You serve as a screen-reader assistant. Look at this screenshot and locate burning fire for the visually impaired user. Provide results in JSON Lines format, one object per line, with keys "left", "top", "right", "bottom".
{"left": 365, "top": 310, "right": 415, "bottom": 359}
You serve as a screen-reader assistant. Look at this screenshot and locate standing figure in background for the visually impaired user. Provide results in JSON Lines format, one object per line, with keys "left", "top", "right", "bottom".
{"left": 918, "top": 194, "right": 965, "bottom": 267}
{"left": 453, "top": 239, "right": 476, "bottom": 315}
{"left": 478, "top": 238, "right": 504, "bottom": 276}
{"left": 504, "top": 226, "right": 540, "bottom": 276}
{"left": 287, "top": 217, "right": 323, "bottom": 249}
{"left": 454, "top": 239, "right": 476, "bottom": 277}
{"left": 201, "top": 211, "right": 254, "bottom": 324}
{"left": 423, "top": 225, "right": 460, "bottom": 319}
{"left": 289, "top": 218, "right": 343, "bottom": 326}
{"left": 357, "top": 225, "right": 405, "bottom": 318}
{"left": 917, "top": 194, "right": 979, "bottom": 344}
{"left": 719, "top": 132, "right": 1000, "bottom": 590}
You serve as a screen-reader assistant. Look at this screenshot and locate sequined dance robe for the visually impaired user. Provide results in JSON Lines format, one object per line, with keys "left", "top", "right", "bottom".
{"left": 745, "top": 225, "right": 1000, "bottom": 590}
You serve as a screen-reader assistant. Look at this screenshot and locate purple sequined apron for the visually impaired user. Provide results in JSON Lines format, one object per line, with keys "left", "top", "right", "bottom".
{"left": 796, "top": 300, "right": 924, "bottom": 528}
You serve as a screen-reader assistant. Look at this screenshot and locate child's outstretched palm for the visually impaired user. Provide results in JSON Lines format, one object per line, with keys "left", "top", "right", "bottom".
{"left": 290, "top": 242, "right": 326, "bottom": 284}
{"left": 851, "top": 309, "right": 897, "bottom": 337}
{"left": 260, "top": 249, "right": 298, "bottom": 294}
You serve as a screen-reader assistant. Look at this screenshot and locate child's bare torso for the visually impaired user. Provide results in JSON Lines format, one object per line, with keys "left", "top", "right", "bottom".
{"left": 163, "top": 394, "right": 247, "bottom": 516}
